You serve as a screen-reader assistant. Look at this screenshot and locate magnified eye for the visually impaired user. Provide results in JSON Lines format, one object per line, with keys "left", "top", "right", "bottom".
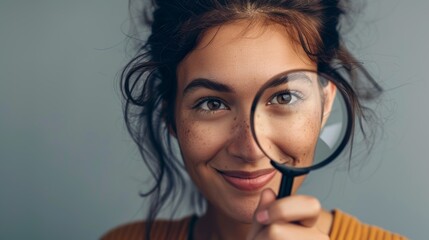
{"left": 268, "top": 91, "right": 301, "bottom": 105}
{"left": 195, "top": 98, "right": 228, "bottom": 111}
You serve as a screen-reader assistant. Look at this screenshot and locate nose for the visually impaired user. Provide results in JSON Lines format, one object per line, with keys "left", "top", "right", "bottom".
{"left": 226, "top": 116, "right": 266, "bottom": 163}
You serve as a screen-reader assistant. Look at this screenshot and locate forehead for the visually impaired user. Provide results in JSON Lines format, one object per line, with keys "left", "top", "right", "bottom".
{"left": 176, "top": 20, "right": 316, "bottom": 92}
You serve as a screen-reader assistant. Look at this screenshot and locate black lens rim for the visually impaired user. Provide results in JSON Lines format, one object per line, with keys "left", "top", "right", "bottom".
{"left": 250, "top": 69, "right": 353, "bottom": 172}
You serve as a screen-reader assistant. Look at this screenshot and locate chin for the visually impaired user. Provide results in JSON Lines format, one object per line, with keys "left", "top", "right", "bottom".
{"left": 209, "top": 191, "right": 262, "bottom": 224}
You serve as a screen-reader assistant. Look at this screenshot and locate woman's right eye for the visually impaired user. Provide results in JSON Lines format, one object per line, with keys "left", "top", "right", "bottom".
{"left": 193, "top": 98, "right": 229, "bottom": 112}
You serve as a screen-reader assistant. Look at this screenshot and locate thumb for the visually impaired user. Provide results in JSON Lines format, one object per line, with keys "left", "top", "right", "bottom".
{"left": 254, "top": 188, "right": 277, "bottom": 224}
{"left": 247, "top": 189, "right": 277, "bottom": 240}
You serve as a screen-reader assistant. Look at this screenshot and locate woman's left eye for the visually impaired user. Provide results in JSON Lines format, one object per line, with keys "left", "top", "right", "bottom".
{"left": 194, "top": 98, "right": 229, "bottom": 112}
{"left": 268, "top": 91, "right": 302, "bottom": 105}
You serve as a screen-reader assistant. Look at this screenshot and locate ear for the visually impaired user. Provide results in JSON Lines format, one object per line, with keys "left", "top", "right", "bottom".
{"left": 321, "top": 81, "right": 337, "bottom": 127}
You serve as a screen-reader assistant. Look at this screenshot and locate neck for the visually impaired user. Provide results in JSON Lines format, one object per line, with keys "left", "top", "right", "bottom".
{"left": 193, "top": 204, "right": 252, "bottom": 240}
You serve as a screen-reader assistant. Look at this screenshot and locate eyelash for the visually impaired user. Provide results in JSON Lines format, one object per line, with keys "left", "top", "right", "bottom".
{"left": 192, "top": 97, "right": 230, "bottom": 113}
{"left": 191, "top": 90, "right": 303, "bottom": 114}
{"left": 267, "top": 90, "right": 304, "bottom": 106}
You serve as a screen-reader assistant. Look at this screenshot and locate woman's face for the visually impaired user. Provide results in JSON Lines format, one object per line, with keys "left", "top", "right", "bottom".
{"left": 174, "top": 20, "right": 330, "bottom": 223}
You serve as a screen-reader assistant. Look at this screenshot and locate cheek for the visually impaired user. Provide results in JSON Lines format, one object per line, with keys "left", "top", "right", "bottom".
{"left": 273, "top": 112, "right": 322, "bottom": 166}
{"left": 176, "top": 118, "right": 230, "bottom": 167}
{"left": 295, "top": 117, "right": 321, "bottom": 159}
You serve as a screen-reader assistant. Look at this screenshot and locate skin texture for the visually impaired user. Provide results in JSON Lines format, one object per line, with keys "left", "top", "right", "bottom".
{"left": 174, "top": 20, "right": 336, "bottom": 240}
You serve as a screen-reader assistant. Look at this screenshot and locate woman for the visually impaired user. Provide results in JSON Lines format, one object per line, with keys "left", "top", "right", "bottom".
{"left": 103, "top": 0, "right": 407, "bottom": 239}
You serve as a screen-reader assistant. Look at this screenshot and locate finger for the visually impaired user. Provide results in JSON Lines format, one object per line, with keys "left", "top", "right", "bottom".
{"left": 254, "top": 222, "right": 330, "bottom": 240}
{"left": 265, "top": 195, "right": 322, "bottom": 227}
{"left": 247, "top": 188, "right": 277, "bottom": 240}
{"left": 255, "top": 188, "right": 277, "bottom": 224}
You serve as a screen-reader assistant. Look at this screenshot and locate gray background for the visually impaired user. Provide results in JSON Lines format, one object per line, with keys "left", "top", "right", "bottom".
{"left": 0, "top": 0, "right": 427, "bottom": 239}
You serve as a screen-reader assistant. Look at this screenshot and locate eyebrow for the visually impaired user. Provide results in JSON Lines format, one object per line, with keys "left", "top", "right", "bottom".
{"left": 268, "top": 72, "right": 312, "bottom": 89}
{"left": 183, "top": 78, "right": 234, "bottom": 96}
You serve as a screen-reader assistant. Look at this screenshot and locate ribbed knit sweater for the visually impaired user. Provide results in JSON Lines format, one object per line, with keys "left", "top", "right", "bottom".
{"left": 101, "top": 209, "right": 407, "bottom": 240}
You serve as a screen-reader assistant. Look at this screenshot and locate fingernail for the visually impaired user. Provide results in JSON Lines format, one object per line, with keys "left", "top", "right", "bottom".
{"left": 256, "top": 210, "right": 269, "bottom": 224}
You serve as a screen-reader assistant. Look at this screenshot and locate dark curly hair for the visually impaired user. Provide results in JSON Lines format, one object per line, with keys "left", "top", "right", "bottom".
{"left": 120, "top": 0, "right": 382, "bottom": 238}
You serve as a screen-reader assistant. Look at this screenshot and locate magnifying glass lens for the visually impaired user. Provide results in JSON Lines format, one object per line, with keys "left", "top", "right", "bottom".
{"left": 251, "top": 70, "right": 349, "bottom": 171}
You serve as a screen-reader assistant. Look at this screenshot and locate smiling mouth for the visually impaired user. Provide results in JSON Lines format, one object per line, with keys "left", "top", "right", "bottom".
{"left": 216, "top": 168, "right": 277, "bottom": 191}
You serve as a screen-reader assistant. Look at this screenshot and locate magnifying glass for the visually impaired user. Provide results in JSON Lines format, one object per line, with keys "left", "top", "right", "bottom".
{"left": 250, "top": 69, "right": 352, "bottom": 198}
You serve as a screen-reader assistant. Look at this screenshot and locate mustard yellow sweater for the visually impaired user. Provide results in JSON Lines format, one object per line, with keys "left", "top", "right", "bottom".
{"left": 102, "top": 209, "right": 407, "bottom": 240}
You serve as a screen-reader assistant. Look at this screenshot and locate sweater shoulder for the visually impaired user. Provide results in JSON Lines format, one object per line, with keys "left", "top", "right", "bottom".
{"left": 330, "top": 209, "right": 408, "bottom": 240}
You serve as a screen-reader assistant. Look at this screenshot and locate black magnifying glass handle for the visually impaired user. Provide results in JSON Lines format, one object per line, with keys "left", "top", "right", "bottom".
{"left": 278, "top": 174, "right": 294, "bottom": 198}
{"left": 271, "top": 160, "right": 310, "bottom": 199}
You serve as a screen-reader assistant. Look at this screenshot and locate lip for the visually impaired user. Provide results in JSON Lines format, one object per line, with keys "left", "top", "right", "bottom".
{"left": 217, "top": 168, "right": 277, "bottom": 191}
